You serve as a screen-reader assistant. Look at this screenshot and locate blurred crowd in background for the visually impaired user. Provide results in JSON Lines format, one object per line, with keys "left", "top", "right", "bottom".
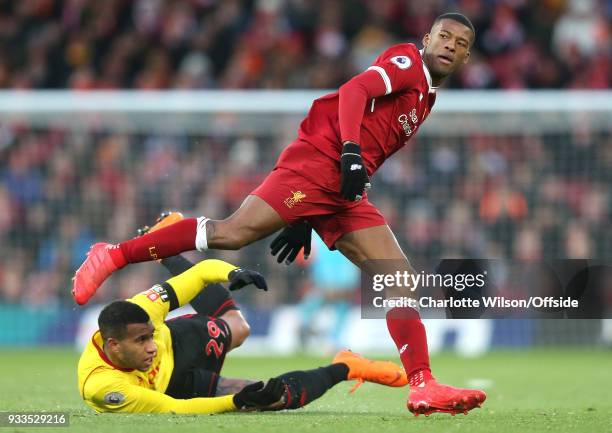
{"left": 0, "top": 0, "right": 610, "bottom": 308}
{"left": 1, "top": 123, "right": 610, "bottom": 305}
{"left": 0, "top": 0, "right": 609, "bottom": 90}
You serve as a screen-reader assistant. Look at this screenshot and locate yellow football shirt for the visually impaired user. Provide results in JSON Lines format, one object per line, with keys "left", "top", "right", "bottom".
{"left": 77, "top": 259, "right": 239, "bottom": 413}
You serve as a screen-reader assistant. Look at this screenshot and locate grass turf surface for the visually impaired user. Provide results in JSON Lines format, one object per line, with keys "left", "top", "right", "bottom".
{"left": 0, "top": 349, "right": 610, "bottom": 433}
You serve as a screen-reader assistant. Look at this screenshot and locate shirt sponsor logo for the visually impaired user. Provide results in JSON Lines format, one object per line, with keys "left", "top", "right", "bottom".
{"left": 398, "top": 109, "right": 419, "bottom": 138}
{"left": 103, "top": 391, "right": 125, "bottom": 405}
{"left": 390, "top": 55, "right": 412, "bottom": 70}
{"left": 284, "top": 191, "right": 307, "bottom": 209}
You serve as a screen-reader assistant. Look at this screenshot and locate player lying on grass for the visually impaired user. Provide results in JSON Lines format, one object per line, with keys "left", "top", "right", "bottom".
{"left": 77, "top": 218, "right": 408, "bottom": 414}
{"left": 74, "top": 13, "right": 487, "bottom": 416}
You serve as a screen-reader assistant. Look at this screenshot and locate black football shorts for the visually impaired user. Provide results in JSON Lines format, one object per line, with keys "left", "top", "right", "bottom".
{"left": 165, "top": 314, "right": 232, "bottom": 398}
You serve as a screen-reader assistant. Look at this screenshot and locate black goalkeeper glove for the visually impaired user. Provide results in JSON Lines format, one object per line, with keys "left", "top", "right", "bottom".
{"left": 340, "top": 141, "right": 371, "bottom": 201}
{"left": 269, "top": 221, "right": 312, "bottom": 265}
{"left": 233, "top": 378, "right": 285, "bottom": 410}
{"left": 228, "top": 268, "right": 268, "bottom": 292}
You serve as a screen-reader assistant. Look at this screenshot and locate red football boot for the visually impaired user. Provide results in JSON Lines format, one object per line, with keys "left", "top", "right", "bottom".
{"left": 72, "top": 243, "right": 122, "bottom": 305}
{"left": 408, "top": 379, "right": 486, "bottom": 416}
{"left": 72, "top": 212, "right": 185, "bottom": 305}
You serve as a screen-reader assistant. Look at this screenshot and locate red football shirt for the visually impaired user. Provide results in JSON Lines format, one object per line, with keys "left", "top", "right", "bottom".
{"left": 278, "top": 43, "right": 436, "bottom": 182}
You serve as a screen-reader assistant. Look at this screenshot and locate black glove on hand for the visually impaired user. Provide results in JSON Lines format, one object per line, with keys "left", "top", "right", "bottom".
{"left": 233, "top": 378, "right": 285, "bottom": 410}
{"left": 228, "top": 268, "right": 268, "bottom": 292}
{"left": 270, "top": 221, "right": 312, "bottom": 264}
{"left": 340, "top": 141, "right": 371, "bottom": 201}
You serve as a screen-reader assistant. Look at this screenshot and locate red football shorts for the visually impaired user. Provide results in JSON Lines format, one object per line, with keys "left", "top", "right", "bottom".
{"left": 251, "top": 141, "right": 387, "bottom": 249}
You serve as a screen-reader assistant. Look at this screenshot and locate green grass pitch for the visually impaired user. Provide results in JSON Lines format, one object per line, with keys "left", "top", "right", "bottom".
{"left": 0, "top": 349, "right": 610, "bottom": 433}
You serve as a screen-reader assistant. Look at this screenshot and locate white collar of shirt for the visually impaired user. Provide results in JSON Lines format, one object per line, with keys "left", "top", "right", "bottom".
{"left": 419, "top": 49, "right": 438, "bottom": 94}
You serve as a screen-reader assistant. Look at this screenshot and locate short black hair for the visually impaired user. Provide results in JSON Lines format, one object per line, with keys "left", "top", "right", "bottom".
{"left": 98, "top": 301, "right": 150, "bottom": 341}
{"left": 433, "top": 13, "right": 476, "bottom": 42}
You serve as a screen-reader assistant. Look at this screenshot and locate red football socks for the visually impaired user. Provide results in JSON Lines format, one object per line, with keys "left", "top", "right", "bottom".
{"left": 107, "top": 244, "right": 128, "bottom": 269}
{"left": 386, "top": 306, "right": 433, "bottom": 387}
{"left": 116, "top": 218, "right": 198, "bottom": 263}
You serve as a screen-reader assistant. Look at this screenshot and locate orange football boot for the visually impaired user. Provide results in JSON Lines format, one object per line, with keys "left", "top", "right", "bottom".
{"left": 333, "top": 349, "right": 408, "bottom": 393}
{"left": 137, "top": 211, "right": 184, "bottom": 236}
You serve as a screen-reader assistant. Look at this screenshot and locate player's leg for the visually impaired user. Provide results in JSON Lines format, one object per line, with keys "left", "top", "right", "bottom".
{"left": 311, "top": 201, "right": 486, "bottom": 415}
{"left": 172, "top": 363, "right": 349, "bottom": 404}
{"left": 72, "top": 166, "right": 315, "bottom": 304}
{"left": 72, "top": 198, "right": 281, "bottom": 305}
{"left": 334, "top": 225, "right": 432, "bottom": 376}
{"left": 206, "top": 195, "right": 287, "bottom": 249}
{"left": 213, "top": 363, "right": 349, "bottom": 408}
{"left": 168, "top": 339, "right": 408, "bottom": 405}
{"left": 117, "top": 195, "right": 284, "bottom": 263}
{"left": 213, "top": 349, "right": 407, "bottom": 410}
{"left": 72, "top": 197, "right": 283, "bottom": 305}
{"left": 122, "top": 169, "right": 304, "bottom": 261}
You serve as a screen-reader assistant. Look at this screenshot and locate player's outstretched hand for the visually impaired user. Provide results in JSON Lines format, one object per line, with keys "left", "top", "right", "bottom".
{"left": 270, "top": 221, "right": 312, "bottom": 265}
{"left": 340, "top": 141, "right": 371, "bottom": 201}
{"left": 233, "top": 378, "right": 285, "bottom": 410}
{"left": 228, "top": 268, "right": 268, "bottom": 292}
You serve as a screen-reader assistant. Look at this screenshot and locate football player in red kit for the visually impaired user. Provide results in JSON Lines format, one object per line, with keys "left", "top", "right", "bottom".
{"left": 73, "top": 13, "right": 486, "bottom": 416}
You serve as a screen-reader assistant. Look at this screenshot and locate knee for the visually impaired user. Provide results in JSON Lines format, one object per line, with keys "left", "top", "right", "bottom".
{"left": 232, "top": 317, "right": 250, "bottom": 348}
{"left": 221, "top": 310, "right": 250, "bottom": 349}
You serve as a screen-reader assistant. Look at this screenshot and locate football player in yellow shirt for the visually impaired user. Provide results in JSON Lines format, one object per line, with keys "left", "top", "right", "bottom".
{"left": 77, "top": 213, "right": 409, "bottom": 414}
